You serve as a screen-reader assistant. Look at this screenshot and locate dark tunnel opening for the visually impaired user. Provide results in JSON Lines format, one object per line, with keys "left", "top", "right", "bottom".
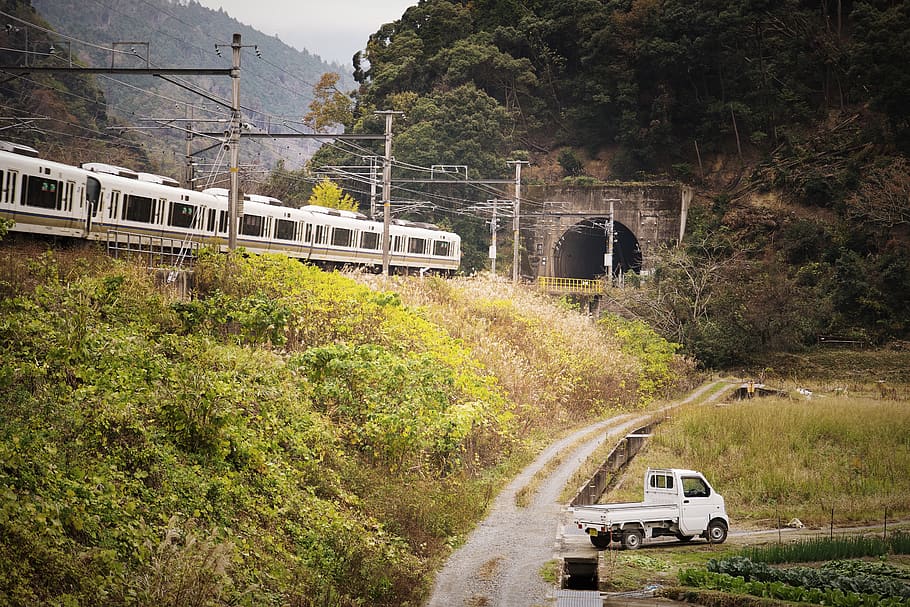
{"left": 553, "top": 218, "right": 641, "bottom": 279}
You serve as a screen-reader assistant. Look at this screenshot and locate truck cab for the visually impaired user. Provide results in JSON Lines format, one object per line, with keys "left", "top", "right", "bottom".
{"left": 645, "top": 468, "right": 727, "bottom": 538}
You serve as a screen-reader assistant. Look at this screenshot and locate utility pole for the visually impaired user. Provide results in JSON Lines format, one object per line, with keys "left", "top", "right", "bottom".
{"left": 376, "top": 110, "right": 403, "bottom": 277}
{"left": 490, "top": 199, "right": 498, "bottom": 276}
{"left": 227, "top": 33, "right": 242, "bottom": 251}
{"left": 183, "top": 103, "right": 194, "bottom": 189}
{"left": 605, "top": 198, "right": 615, "bottom": 283}
{"left": 369, "top": 156, "right": 378, "bottom": 219}
{"left": 507, "top": 160, "right": 528, "bottom": 283}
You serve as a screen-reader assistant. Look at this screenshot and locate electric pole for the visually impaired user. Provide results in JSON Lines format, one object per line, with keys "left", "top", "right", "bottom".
{"left": 227, "top": 33, "right": 242, "bottom": 251}
{"left": 605, "top": 198, "right": 615, "bottom": 282}
{"left": 376, "top": 110, "right": 403, "bottom": 277}
{"left": 507, "top": 160, "right": 528, "bottom": 283}
{"left": 490, "top": 198, "right": 498, "bottom": 276}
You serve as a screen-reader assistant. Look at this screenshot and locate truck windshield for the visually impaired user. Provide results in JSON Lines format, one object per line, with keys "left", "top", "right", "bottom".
{"left": 682, "top": 477, "right": 710, "bottom": 498}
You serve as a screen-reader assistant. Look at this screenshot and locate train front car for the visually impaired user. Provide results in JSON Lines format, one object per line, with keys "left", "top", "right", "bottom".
{"left": 0, "top": 142, "right": 91, "bottom": 238}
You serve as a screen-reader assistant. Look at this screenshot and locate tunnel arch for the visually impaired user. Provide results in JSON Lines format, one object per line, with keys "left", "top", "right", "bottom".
{"left": 552, "top": 217, "right": 642, "bottom": 279}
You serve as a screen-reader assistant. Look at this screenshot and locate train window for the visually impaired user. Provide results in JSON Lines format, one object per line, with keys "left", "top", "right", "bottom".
{"left": 64, "top": 181, "right": 75, "bottom": 211}
{"left": 86, "top": 177, "right": 101, "bottom": 215}
{"left": 408, "top": 238, "right": 426, "bottom": 254}
{"left": 275, "top": 218, "right": 296, "bottom": 241}
{"left": 122, "top": 194, "right": 155, "bottom": 223}
{"left": 23, "top": 175, "right": 61, "bottom": 209}
{"left": 168, "top": 201, "right": 196, "bottom": 228}
{"left": 303, "top": 223, "right": 312, "bottom": 243}
{"left": 433, "top": 240, "right": 451, "bottom": 257}
{"left": 393, "top": 236, "right": 404, "bottom": 252}
{"left": 361, "top": 231, "right": 379, "bottom": 250}
{"left": 109, "top": 191, "right": 120, "bottom": 219}
{"left": 240, "top": 214, "right": 263, "bottom": 237}
{"left": 331, "top": 227, "right": 353, "bottom": 247}
{"left": 207, "top": 208, "right": 216, "bottom": 232}
{"left": 218, "top": 210, "right": 228, "bottom": 234}
{"left": 3, "top": 171, "right": 19, "bottom": 204}
{"left": 315, "top": 225, "right": 324, "bottom": 244}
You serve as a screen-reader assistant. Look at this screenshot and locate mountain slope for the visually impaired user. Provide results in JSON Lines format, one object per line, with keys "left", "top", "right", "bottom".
{"left": 28, "top": 0, "right": 353, "bottom": 174}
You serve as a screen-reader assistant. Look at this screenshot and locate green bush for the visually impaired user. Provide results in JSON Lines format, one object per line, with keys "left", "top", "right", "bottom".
{"left": 598, "top": 313, "right": 685, "bottom": 404}
{"left": 0, "top": 251, "right": 516, "bottom": 605}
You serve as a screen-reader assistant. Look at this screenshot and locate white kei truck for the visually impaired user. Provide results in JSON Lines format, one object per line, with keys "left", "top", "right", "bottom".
{"left": 572, "top": 468, "right": 729, "bottom": 549}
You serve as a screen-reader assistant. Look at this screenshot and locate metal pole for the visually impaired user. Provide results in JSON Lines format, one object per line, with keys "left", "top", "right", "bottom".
{"left": 184, "top": 103, "right": 193, "bottom": 189}
{"left": 606, "top": 198, "right": 614, "bottom": 282}
{"left": 508, "top": 160, "right": 528, "bottom": 283}
{"left": 370, "top": 156, "right": 378, "bottom": 219}
{"left": 490, "top": 199, "right": 497, "bottom": 276}
{"left": 228, "top": 33, "right": 242, "bottom": 251}
{"left": 375, "top": 110, "right": 402, "bottom": 276}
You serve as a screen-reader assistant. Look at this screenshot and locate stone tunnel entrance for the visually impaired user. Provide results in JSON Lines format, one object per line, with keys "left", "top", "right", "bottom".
{"left": 552, "top": 218, "right": 642, "bottom": 279}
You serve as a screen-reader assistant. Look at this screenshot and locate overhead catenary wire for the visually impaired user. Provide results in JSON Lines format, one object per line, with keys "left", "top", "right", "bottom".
{"left": 1, "top": 6, "right": 554, "bottom": 230}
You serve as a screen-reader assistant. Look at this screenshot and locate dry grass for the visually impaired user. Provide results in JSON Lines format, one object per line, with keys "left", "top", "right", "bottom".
{"left": 477, "top": 557, "right": 501, "bottom": 581}
{"left": 605, "top": 389, "right": 910, "bottom": 526}
{"left": 356, "top": 273, "right": 646, "bottom": 434}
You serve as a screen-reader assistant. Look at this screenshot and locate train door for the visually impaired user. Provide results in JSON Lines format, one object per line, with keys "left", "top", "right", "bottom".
{"left": 0, "top": 168, "right": 19, "bottom": 225}
{"left": 85, "top": 176, "right": 101, "bottom": 234}
{"left": 109, "top": 190, "right": 121, "bottom": 223}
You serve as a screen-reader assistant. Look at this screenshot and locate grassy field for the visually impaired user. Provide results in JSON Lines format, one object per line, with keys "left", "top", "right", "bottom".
{"left": 604, "top": 370, "right": 910, "bottom": 526}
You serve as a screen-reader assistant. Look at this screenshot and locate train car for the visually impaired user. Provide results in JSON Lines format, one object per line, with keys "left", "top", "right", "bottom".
{"left": 0, "top": 142, "right": 461, "bottom": 274}
{"left": 0, "top": 141, "right": 90, "bottom": 238}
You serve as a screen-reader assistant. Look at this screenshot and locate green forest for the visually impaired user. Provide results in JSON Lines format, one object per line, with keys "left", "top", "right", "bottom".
{"left": 305, "top": 0, "right": 910, "bottom": 366}
{"left": 7, "top": 0, "right": 910, "bottom": 365}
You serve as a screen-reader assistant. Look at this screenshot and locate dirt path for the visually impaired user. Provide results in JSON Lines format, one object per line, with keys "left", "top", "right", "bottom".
{"left": 424, "top": 380, "right": 733, "bottom": 607}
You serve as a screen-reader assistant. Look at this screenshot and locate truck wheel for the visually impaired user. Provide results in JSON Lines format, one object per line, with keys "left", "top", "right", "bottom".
{"left": 676, "top": 533, "right": 694, "bottom": 542}
{"left": 622, "top": 529, "right": 644, "bottom": 550}
{"left": 706, "top": 520, "right": 728, "bottom": 544}
{"left": 590, "top": 533, "right": 611, "bottom": 549}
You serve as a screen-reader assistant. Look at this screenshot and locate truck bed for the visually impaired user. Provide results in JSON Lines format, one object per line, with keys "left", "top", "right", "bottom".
{"left": 573, "top": 501, "right": 680, "bottom": 527}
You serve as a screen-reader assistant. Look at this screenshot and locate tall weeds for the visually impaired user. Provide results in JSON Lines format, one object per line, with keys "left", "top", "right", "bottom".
{"left": 368, "top": 274, "right": 692, "bottom": 433}
{"left": 606, "top": 395, "right": 910, "bottom": 524}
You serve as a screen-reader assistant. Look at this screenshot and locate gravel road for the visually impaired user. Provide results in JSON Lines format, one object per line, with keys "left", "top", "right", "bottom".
{"left": 424, "top": 380, "right": 731, "bottom": 607}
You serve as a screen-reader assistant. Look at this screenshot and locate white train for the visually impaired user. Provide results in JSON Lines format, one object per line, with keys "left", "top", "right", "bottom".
{"left": 0, "top": 140, "right": 461, "bottom": 273}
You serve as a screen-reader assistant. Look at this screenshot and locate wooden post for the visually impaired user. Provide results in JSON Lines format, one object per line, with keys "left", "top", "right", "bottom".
{"left": 730, "top": 106, "right": 743, "bottom": 165}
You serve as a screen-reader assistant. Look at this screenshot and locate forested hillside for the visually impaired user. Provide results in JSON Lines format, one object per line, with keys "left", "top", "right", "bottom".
{"left": 307, "top": 0, "right": 910, "bottom": 366}
{"left": 0, "top": 0, "right": 151, "bottom": 168}
{"left": 8, "top": 0, "right": 350, "bottom": 176}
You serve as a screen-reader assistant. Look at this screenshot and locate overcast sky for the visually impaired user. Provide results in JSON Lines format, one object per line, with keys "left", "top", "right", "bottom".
{"left": 196, "top": 0, "right": 416, "bottom": 66}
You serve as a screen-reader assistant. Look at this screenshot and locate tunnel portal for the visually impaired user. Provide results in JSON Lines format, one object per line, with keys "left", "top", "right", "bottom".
{"left": 553, "top": 218, "right": 642, "bottom": 279}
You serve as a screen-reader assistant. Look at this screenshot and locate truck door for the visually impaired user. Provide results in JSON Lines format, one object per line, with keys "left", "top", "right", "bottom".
{"left": 678, "top": 475, "right": 719, "bottom": 535}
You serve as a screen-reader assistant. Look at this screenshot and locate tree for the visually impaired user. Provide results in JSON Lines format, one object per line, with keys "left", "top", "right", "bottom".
{"left": 307, "top": 179, "right": 359, "bottom": 213}
{"left": 303, "top": 73, "right": 354, "bottom": 133}
{"left": 262, "top": 159, "right": 313, "bottom": 208}
{"left": 845, "top": 157, "right": 910, "bottom": 227}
